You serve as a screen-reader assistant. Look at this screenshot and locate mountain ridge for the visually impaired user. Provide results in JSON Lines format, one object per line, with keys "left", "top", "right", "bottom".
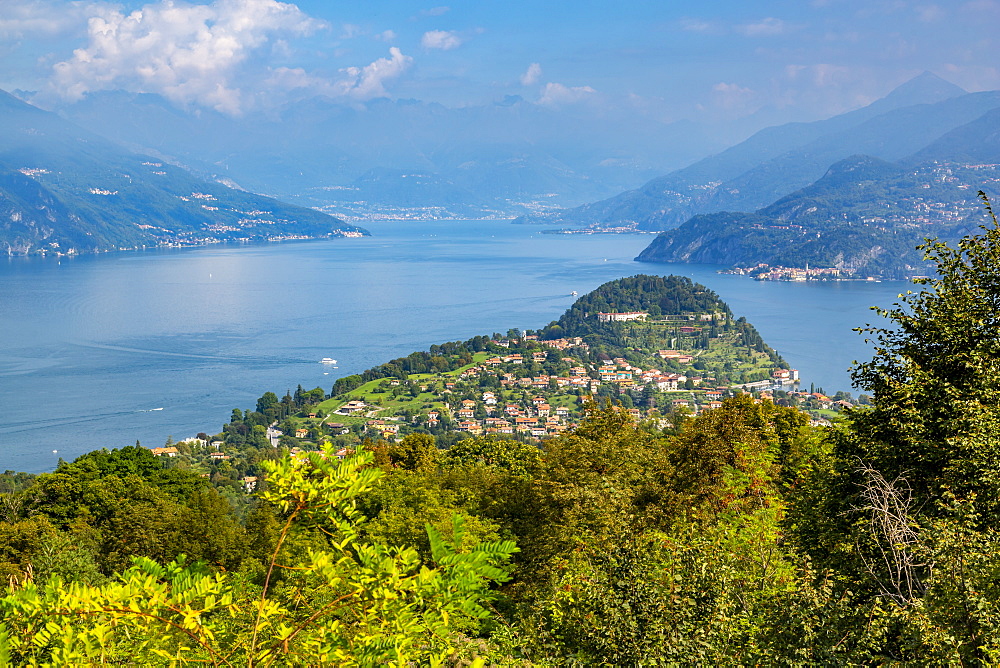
{"left": 52, "top": 89, "right": 721, "bottom": 216}
{"left": 635, "top": 153, "right": 995, "bottom": 277}
{"left": 0, "top": 91, "right": 369, "bottom": 256}
{"left": 515, "top": 72, "right": 983, "bottom": 231}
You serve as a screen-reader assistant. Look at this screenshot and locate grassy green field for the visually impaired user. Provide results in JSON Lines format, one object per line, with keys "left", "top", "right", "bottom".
{"left": 310, "top": 352, "right": 494, "bottom": 422}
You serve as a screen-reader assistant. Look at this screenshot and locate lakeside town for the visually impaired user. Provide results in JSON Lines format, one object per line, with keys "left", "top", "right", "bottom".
{"left": 146, "top": 334, "right": 853, "bottom": 493}
{"left": 141, "top": 292, "right": 864, "bottom": 492}
{"left": 719, "top": 263, "right": 887, "bottom": 281}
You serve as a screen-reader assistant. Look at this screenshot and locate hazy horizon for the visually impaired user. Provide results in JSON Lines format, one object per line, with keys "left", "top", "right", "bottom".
{"left": 2, "top": 1, "right": 997, "bottom": 144}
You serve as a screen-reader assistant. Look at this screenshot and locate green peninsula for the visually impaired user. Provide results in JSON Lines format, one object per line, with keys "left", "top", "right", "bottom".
{"left": 230, "top": 275, "right": 794, "bottom": 453}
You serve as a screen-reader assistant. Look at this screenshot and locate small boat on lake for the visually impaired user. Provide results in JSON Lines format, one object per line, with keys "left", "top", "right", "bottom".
{"left": 320, "top": 358, "right": 337, "bottom": 364}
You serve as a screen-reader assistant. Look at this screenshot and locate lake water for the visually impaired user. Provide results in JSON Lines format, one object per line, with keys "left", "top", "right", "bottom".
{"left": 0, "top": 220, "right": 908, "bottom": 473}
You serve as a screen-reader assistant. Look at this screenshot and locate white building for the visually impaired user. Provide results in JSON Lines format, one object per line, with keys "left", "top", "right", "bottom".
{"left": 597, "top": 311, "right": 648, "bottom": 322}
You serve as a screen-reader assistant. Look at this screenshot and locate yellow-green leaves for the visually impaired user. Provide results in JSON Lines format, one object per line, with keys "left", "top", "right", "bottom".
{"left": 0, "top": 443, "right": 516, "bottom": 666}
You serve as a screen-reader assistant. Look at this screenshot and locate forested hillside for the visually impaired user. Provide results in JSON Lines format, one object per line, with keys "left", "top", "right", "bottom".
{"left": 637, "top": 156, "right": 995, "bottom": 277}
{"left": 3, "top": 208, "right": 1000, "bottom": 662}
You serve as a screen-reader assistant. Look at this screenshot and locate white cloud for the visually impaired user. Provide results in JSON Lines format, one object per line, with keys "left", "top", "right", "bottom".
{"left": 420, "top": 6, "right": 450, "bottom": 17}
{"left": 962, "top": 0, "right": 1000, "bottom": 12}
{"left": 264, "top": 65, "right": 320, "bottom": 90}
{"left": 520, "top": 62, "right": 541, "bottom": 86}
{"left": 711, "top": 81, "right": 755, "bottom": 109}
{"left": 538, "top": 82, "right": 596, "bottom": 107}
{"left": 915, "top": 4, "right": 945, "bottom": 22}
{"left": 771, "top": 64, "right": 883, "bottom": 118}
{"left": 809, "top": 63, "right": 853, "bottom": 87}
{"left": 941, "top": 62, "right": 1000, "bottom": 92}
{"left": 421, "top": 29, "right": 462, "bottom": 50}
{"left": 736, "top": 17, "right": 790, "bottom": 37}
{"left": 336, "top": 46, "right": 412, "bottom": 100}
{"left": 263, "top": 46, "right": 413, "bottom": 102}
{"left": 679, "top": 18, "right": 714, "bottom": 32}
{"left": 375, "top": 29, "right": 397, "bottom": 42}
{"left": 785, "top": 64, "right": 808, "bottom": 81}
{"left": 712, "top": 82, "right": 752, "bottom": 94}
{"left": 781, "top": 63, "right": 855, "bottom": 93}
{"left": 340, "top": 23, "right": 362, "bottom": 39}
{"left": 0, "top": 0, "right": 107, "bottom": 39}
{"left": 45, "top": 0, "right": 324, "bottom": 114}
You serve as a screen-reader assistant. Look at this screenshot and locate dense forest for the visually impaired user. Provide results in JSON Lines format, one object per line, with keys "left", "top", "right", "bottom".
{"left": 540, "top": 275, "right": 781, "bottom": 372}
{"left": 2, "top": 198, "right": 1000, "bottom": 663}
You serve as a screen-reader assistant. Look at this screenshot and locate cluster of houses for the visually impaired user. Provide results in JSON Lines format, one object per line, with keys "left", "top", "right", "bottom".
{"left": 308, "top": 320, "right": 811, "bottom": 442}
{"left": 724, "top": 263, "right": 856, "bottom": 282}
{"left": 784, "top": 391, "right": 852, "bottom": 410}
{"left": 480, "top": 352, "right": 696, "bottom": 394}
{"left": 596, "top": 312, "right": 725, "bottom": 324}
{"left": 355, "top": 345, "right": 771, "bottom": 439}
{"left": 399, "top": 338, "right": 808, "bottom": 439}
{"left": 533, "top": 336, "right": 589, "bottom": 350}
{"left": 313, "top": 346, "right": 684, "bottom": 441}
{"left": 445, "top": 393, "right": 575, "bottom": 437}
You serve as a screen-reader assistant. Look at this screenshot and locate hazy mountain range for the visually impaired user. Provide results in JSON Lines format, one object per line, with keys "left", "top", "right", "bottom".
{"left": 517, "top": 72, "right": 1000, "bottom": 231}
{"left": 49, "top": 91, "right": 721, "bottom": 218}
{"left": 5, "top": 69, "right": 1000, "bottom": 268}
{"left": 0, "top": 91, "right": 367, "bottom": 255}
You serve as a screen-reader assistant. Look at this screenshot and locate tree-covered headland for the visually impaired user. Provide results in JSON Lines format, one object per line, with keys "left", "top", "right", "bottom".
{"left": 3, "top": 195, "right": 1000, "bottom": 663}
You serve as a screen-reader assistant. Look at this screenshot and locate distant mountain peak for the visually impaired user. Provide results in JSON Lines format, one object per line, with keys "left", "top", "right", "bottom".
{"left": 0, "top": 88, "right": 29, "bottom": 109}
{"left": 879, "top": 71, "right": 966, "bottom": 108}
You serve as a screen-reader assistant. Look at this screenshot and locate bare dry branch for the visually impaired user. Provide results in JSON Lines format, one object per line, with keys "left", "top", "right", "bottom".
{"left": 854, "top": 459, "right": 929, "bottom": 605}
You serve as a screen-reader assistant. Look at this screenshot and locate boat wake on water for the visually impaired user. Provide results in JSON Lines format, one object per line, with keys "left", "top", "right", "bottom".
{"left": 0, "top": 407, "right": 166, "bottom": 435}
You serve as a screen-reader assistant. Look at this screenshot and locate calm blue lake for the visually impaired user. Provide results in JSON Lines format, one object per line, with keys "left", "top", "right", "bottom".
{"left": 0, "top": 220, "right": 907, "bottom": 472}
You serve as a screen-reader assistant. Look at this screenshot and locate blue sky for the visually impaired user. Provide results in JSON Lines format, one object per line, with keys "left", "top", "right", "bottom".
{"left": 1, "top": 0, "right": 998, "bottom": 125}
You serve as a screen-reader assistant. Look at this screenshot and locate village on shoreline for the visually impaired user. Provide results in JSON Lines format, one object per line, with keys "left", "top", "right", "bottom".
{"left": 144, "top": 297, "right": 863, "bottom": 490}
{"left": 719, "top": 263, "right": 887, "bottom": 282}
